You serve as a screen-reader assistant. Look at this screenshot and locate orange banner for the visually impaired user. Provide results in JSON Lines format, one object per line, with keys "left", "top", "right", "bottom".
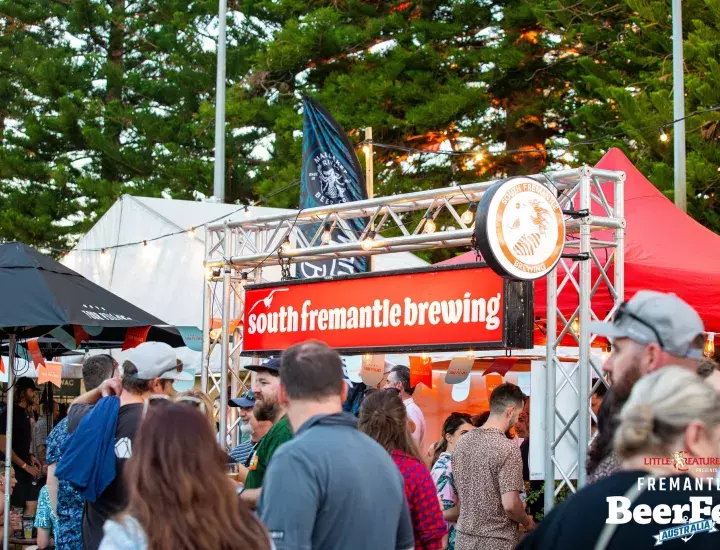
{"left": 122, "top": 326, "right": 151, "bottom": 351}
{"left": 73, "top": 325, "right": 90, "bottom": 348}
{"left": 27, "top": 339, "right": 45, "bottom": 368}
{"left": 410, "top": 355, "right": 433, "bottom": 389}
{"left": 0, "top": 356, "right": 4, "bottom": 374}
{"left": 38, "top": 361, "right": 62, "bottom": 388}
{"left": 211, "top": 318, "right": 242, "bottom": 332}
{"left": 483, "top": 358, "right": 518, "bottom": 378}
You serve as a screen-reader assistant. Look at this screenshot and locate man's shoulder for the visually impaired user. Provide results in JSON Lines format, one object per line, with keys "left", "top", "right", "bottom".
{"left": 268, "top": 415, "right": 293, "bottom": 439}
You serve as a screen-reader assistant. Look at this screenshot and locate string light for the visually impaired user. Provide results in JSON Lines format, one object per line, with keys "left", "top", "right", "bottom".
{"left": 321, "top": 223, "right": 333, "bottom": 245}
{"left": 362, "top": 145, "right": 371, "bottom": 155}
{"left": 474, "top": 152, "right": 484, "bottom": 162}
{"left": 461, "top": 202, "right": 478, "bottom": 225}
{"left": 361, "top": 230, "right": 376, "bottom": 251}
{"left": 705, "top": 333, "right": 716, "bottom": 358}
{"left": 659, "top": 131, "right": 669, "bottom": 142}
{"left": 562, "top": 151, "right": 574, "bottom": 162}
{"left": 280, "top": 237, "right": 292, "bottom": 254}
{"left": 571, "top": 317, "right": 580, "bottom": 336}
{"left": 143, "top": 240, "right": 148, "bottom": 246}
{"left": 423, "top": 212, "right": 436, "bottom": 234}
{"left": 467, "top": 350, "right": 474, "bottom": 360}
{"left": 188, "top": 227, "right": 196, "bottom": 239}
{"left": 100, "top": 248, "right": 108, "bottom": 256}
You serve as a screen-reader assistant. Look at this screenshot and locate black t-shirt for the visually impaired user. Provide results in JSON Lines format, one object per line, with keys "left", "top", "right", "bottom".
{"left": 68, "top": 403, "right": 143, "bottom": 550}
{"left": 0, "top": 404, "right": 33, "bottom": 467}
{"left": 519, "top": 470, "right": 720, "bottom": 549}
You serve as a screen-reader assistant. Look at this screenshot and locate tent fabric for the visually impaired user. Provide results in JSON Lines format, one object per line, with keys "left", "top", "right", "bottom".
{"left": 438, "top": 148, "right": 720, "bottom": 333}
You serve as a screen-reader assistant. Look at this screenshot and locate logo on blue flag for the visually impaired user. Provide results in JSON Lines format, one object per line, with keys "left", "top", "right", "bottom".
{"left": 298, "top": 97, "right": 368, "bottom": 279}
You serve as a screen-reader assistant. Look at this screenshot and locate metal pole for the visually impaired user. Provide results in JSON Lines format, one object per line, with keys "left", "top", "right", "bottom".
{"left": 577, "top": 167, "right": 592, "bottom": 488}
{"left": 3, "top": 334, "right": 16, "bottom": 550}
{"left": 219, "top": 266, "right": 231, "bottom": 450}
{"left": 614, "top": 173, "right": 626, "bottom": 306}
{"left": 672, "top": 0, "right": 686, "bottom": 212}
{"left": 544, "top": 268, "right": 558, "bottom": 513}
{"left": 212, "top": 0, "right": 228, "bottom": 202}
{"left": 365, "top": 127, "right": 374, "bottom": 272}
{"left": 201, "top": 232, "right": 212, "bottom": 394}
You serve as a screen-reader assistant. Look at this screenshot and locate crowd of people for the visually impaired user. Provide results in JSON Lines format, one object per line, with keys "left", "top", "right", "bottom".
{"left": 1, "top": 288, "right": 720, "bottom": 549}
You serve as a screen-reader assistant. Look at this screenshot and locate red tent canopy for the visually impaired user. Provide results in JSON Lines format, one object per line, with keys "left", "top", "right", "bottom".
{"left": 438, "top": 148, "right": 720, "bottom": 337}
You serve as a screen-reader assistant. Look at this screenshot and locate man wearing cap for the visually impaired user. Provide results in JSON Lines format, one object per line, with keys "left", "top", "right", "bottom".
{"left": 228, "top": 391, "right": 257, "bottom": 464}
{"left": 66, "top": 342, "right": 192, "bottom": 550}
{"left": 241, "top": 357, "right": 293, "bottom": 507}
{"left": 0, "top": 378, "right": 44, "bottom": 509}
{"left": 587, "top": 291, "right": 706, "bottom": 483}
{"left": 590, "top": 291, "right": 706, "bottom": 395}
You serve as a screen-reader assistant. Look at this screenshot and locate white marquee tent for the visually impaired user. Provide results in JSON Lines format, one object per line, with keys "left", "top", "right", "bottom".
{"left": 49, "top": 195, "right": 428, "bottom": 374}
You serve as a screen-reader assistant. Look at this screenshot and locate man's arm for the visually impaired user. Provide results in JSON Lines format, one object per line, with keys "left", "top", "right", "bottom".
{"left": 501, "top": 491, "right": 534, "bottom": 529}
{"left": 239, "top": 488, "right": 261, "bottom": 508}
{"left": 499, "top": 445, "right": 534, "bottom": 530}
{"left": 0, "top": 434, "right": 40, "bottom": 477}
{"left": 70, "top": 378, "right": 122, "bottom": 408}
{"left": 257, "top": 450, "right": 318, "bottom": 550}
{"left": 46, "top": 463, "right": 59, "bottom": 516}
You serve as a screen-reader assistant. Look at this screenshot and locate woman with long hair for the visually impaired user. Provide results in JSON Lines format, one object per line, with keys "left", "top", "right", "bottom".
{"left": 519, "top": 367, "right": 720, "bottom": 550}
{"left": 430, "top": 412, "right": 473, "bottom": 550}
{"left": 359, "top": 390, "right": 447, "bottom": 550}
{"left": 98, "top": 403, "right": 271, "bottom": 550}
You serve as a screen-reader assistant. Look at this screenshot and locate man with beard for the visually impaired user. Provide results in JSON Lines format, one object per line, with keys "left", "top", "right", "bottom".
{"left": 240, "top": 357, "right": 293, "bottom": 507}
{"left": 586, "top": 291, "right": 706, "bottom": 482}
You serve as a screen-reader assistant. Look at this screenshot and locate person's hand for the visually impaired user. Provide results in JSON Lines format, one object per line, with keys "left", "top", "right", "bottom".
{"left": 23, "top": 463, "right": 40, "bottom": 478}
{"left": 523, "top": 515, "right": 536, "bottom": 531}
{"left": 30, "top": 455, "right": 42, "bottom": 470}
{"left": 100, "top": 378, "right": 123, "bottom": 397}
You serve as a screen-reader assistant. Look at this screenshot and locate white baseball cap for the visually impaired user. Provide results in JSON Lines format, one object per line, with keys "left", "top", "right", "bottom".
{"left": 123, "top": 342, "right": 193, "bottom": 381}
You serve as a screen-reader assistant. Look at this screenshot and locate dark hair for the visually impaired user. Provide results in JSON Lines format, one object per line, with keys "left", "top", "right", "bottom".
{"left": 390, "top": 365, "right": 414, "bottom": 395}
{"left": 471, "top": 411, "right": 490, "bottom": 428}
{"left": 489, "top": 383, "right": 525, "bottom": 415}
{"left": 358, "top": 389, "right": 422, "bottom": 461}
{"left": 121, "top": 361, "right": 170, "bottom": 395}
{"left": 586, "top": 388, "right": 624, "bottom": 476}
{"left": 280, "top": 341, "right": 344, "bottom": 400}
{"left": 123, "top": 403, "right": 270, "bottom": 550}
{"left": 593, "top": 382, "right": 608, "bottom": 399}
{"left": 432, "top": 412, "right": 473, "bottom": 466}
{"left": 83, "top": 355, "right": 115, "bottom": 392}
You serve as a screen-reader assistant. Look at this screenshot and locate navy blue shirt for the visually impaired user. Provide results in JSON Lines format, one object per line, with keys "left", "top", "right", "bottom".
{"left": 258, "top": 412, "right": 414, "bottom": 550}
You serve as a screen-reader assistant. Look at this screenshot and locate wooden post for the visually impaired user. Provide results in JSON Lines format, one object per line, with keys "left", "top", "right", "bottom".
{"left": 364, "top": 127, "right": 374, "bottom": 272}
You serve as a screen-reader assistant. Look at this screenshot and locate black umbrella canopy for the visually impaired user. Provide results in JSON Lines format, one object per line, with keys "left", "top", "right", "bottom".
{"left": 0, "top": 242, "right": 167, "bottom": 340}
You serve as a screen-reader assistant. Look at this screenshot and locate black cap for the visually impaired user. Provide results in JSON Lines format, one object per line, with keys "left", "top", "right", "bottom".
{"left": 16, "top": 377, "right": 40, "bottom": 392}
{"left": 245, "top": 357, "right": 281, "bottom": 374}
{"left": 229, "top": 390, "right": 256, "bottom": 408}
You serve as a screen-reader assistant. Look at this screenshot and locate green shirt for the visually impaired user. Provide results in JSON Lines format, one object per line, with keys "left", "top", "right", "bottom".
{"left": 244, "top": 415, "right": 293, "bottom": 489}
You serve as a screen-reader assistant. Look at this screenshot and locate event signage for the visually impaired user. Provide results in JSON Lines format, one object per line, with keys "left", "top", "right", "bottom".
{"left": 242, "top": 264, "right": 533, "bottom": 356}
{"left": 475, "top": 176, "right": 565, "bottom": 280}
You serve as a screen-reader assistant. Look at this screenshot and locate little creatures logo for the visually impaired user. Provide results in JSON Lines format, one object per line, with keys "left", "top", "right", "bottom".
{"left": 309, "top": 152, "right": 352, "bottom": 205}
{"left": 644, "top": 451, "right": 720, "bottom": 473}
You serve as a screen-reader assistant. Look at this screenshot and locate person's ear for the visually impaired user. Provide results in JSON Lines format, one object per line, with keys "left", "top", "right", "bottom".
{"left": 279, "top": 383, "right": 290, "bottom": 406}
{"left": 341, "top": 381, "right": 349, "bottom": 403}
{"left": 644, "top": 343, "right": 663, "bottom": 373}
{"left": 684, "top": 421, "right": 712, "bottom": 459}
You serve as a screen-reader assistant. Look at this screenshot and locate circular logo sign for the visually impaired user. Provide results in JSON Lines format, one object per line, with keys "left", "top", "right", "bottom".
{"left": 475, "top": 177, "right": 565, "bottom": 280}
{"left": 307, "top": 151, "right": 353, "bottom": 205}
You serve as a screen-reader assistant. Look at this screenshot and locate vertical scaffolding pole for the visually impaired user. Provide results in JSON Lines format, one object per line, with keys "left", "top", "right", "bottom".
{"left": 614, "top": 173, "right": 626, "bottom": 309}
{"left": 219, "top": 265, "right": 231, "bottom": 450}
{"left": 3, "top": 335, "right": 16, "bottom": 550}
{"left": 577, "top": 167, "right": 592, "bottom": 488}
{"left": 544, "top": 268, "right": 558, "bottom": 513}
{"left": 201, "top": 234, "right": 212, "bottom": 394}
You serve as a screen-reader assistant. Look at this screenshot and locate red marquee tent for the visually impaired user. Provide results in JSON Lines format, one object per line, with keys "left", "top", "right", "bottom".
{"left": 439, "top": 148, "right": 720, "bottom": 338}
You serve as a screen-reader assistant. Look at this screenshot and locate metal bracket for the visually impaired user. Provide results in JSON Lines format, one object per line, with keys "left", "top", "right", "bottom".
{"left": 562, "top": 208, "right": 590, "bottom": 219}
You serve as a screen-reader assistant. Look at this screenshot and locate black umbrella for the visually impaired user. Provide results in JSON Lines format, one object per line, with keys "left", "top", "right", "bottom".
{"left": 0, "top": 242, "right": 167, "bottom": 340}
{"left": 0, "top": 242, "right": 182, "bottom": 547}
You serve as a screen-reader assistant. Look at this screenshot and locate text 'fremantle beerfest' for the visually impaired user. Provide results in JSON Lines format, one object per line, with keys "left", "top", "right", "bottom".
{"left": 246, "top": 293, "right": 502, "bottom": 335}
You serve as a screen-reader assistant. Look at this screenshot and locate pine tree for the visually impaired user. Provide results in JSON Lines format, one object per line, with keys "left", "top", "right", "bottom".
{"left": 0, "top": 0, "right": 261, "bottom": 253}
{"left": 537, "top": 0, "right": 720, "bottom": 231}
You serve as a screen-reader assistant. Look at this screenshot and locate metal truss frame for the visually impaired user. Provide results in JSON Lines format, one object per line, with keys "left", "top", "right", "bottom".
{"left": 202, "top": 167, "right": 625, "bottom": 509}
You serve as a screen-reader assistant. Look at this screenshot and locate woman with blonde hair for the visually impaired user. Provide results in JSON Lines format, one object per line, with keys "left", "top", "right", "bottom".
{"left": 175, "top": 389, "right": 214, "bottom": 427}
{"left": 519, "top": 367, "right": 720, "bottom": 550}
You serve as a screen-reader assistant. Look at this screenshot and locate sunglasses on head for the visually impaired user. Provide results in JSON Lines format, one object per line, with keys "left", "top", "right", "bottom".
{"left": 614, "top": 301, "right": 665, "bottom": 349}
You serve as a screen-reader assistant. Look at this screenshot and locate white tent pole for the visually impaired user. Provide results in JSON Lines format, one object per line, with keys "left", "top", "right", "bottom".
{"left": 213, "top": 0, "right": 228, "bottom": 202}
{"left": 3, "top": 334, "right": 16, "bottom": 550}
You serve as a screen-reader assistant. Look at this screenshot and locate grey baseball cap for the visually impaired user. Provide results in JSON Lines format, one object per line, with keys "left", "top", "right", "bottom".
{"left": 589, "top": 291, "right": 705, "bottom": 360}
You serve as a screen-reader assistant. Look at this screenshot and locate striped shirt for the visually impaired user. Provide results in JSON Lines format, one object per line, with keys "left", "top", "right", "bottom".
{"left": 230, "top": 439, "right": 255, "bottom": 465}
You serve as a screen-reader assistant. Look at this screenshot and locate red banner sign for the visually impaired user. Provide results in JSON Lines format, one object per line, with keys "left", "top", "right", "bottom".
{"left": 122, "top": 326, "right": 151, "bottom": 351}
{"left": 242, "top": 265, "right": 533, "bottom": 355}
{"left": 410, "top": 356, "right": 433, "bottom": 389}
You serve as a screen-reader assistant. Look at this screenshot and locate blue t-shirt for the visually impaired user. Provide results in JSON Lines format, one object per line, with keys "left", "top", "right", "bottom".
{"left": 47, "top": 417, "right": 84, "bottom": 550}
{"left": 258, "top": 413, "right": 414, "bottom": 550}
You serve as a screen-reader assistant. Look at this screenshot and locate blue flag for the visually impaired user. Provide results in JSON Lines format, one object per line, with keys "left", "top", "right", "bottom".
{"left": 298, "top": 97, "right": 368, "bottom": 279}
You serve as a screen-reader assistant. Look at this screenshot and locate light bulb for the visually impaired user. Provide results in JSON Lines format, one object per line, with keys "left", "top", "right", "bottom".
{"left": 280, "top": 237, "right": 292, "bottom": 254}
{"left": 467, "top": 350, "right": 474, "bottom": 360}
{"left": 461, "top": 202, "right": 477, "bottom": 225}
{"left": 143, "top": 240, "right": 148, "bottom": 246}
{"left": 188, "top": 228, "right": 196, "bottom": 238}
{"left": 362, "top": 145, "right": 371, "bottom": 156}
{"left": 361, "top": 231, "right": 376, "bottom": 251}
{"left": 321, "top": 224, "right": 332, "bottom": 245}
{"left": 705, "top": 333, "right": 715, "bottom": 358}
{"left": 474, "top": 152, "right": 484, "bottom": 162}
{"left": 205, "top": 267, "right": 214, "bottom": 280}
{"left": 562, "top": 152, "right": 574, "bottom": 162}
{"left": 244, "top": 206, "right": 251, "bottom": 217}
{"left": 571, "top": 317, "right": 580, "bottom": 336}
{"left": 424, "top": 217, "right": 436, "bottom": 234}
{"left": 101, "top": 248, "right": 108, "bottom": 256}
{"left": 659, "top": 131, "right": 669, "bottom": 143}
